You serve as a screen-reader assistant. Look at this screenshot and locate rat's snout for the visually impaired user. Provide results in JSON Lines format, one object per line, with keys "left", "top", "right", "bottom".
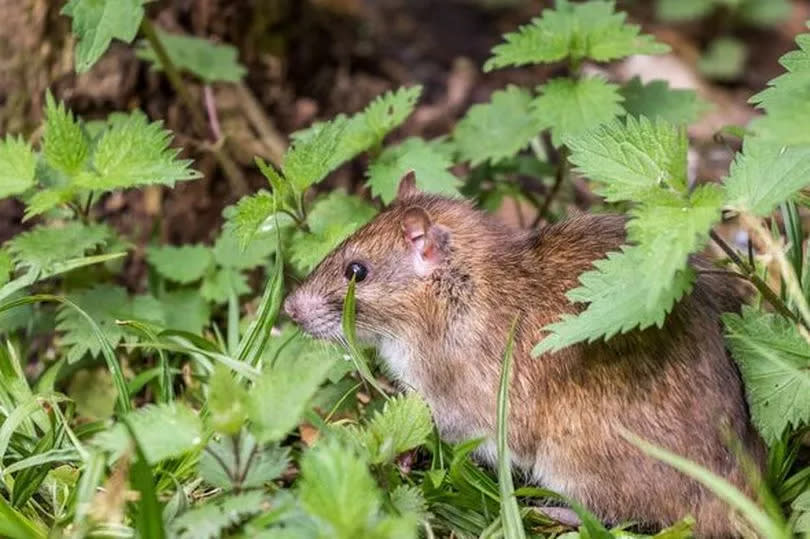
{"left": 283, "top": 293, "right": 300, "bottom": 322}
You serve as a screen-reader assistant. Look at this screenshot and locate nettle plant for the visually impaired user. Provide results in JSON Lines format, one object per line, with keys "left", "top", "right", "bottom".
{"left": 0, "top": 0, "right": 810, "bottom": 537}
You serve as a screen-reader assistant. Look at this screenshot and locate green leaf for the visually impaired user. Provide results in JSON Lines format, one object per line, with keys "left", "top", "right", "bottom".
{"left": 290, "top": 191, "right": 377, "bottom": 272}
{"left": 565, "top": 116, "right": 688, "bottom": 202}
{"left": 698, "top": 37, "right": 747, "bottom": 82}
{"left": 738, "top": 0, "right": 792, "bottom": 27}
{"left": 212, "top": 227, "right": 275, "bottom": 270}
{"left": 0, "top": 136, "right": 36, "bottom": 199}
{"left": 76, "top": 110, "right": 200, "bottom": 191}
{"left": 172, "top": 491, "right": 266, "bottom": 539}
{"left": 92, "top": 403, "right": 203, "bottom": 464}
{"left": 298, "top": 439, "right": 383, "bottom": 537}
{"left": 390, "top": 485, "right": 428, "bottom": 522}
{"left": 246, "top": 345, "right": 335, "bottom": 443}
{"left": 793, "top": 490, "right": 810, "bottom": 533}
{"left": 723, "top": 307, "right": 810, "bottom": 445}
{"left": 42, "top": 93, "right": 90, "bottom": 177}
{"left": 199, "top": 433, "right": 288, "bottom": 490}
{"left": 655, "top": 0, "right": 715, "bottom": 21}
{"left": 125, "top": 416, "right": 167, "bottom": 539}
{"left": 61, "top": 0, "right": 146, "bottom": 72}
{"left": 0, "top": 494, "right": 46, "bottom": 539}
{"left": 0, "top": 250, "right": 11, "bottom": 287}
{"left": 532, "top": 77, "right": 625, "bottom": 147}
{"left": 208, "top": 365, "right": 249, "bottom": 435}
{"left": 136, "top": 30, "right": 246, "bottom": 83}
{"left": 200, "top": 268, "right": 250, "bottom": 304}
{"left": 626, "top": 184, "right": 724, "bottom": 308}
{"left": 146, "top": 244, "right": 213, "bottom": 284}
{"left": 283, "top": 116, "right": 349, "bottom": 191}
{"left": 367, "top": 137, "right": 460, "bottom": 204}
{"left": 226, "top": 191, "right": 276, "bottom": 249}
{"left": 484, "top": 0, "right": 668, "bottom": 71}
{"left": 453, "top": 86, "right": 543, "bottom": 166}
{"left": 7, "top": 221, "right": 113, "bottom": 273}
{"left": 23, "top": 188, "right": 78, "bottom": 220}
{"left": 56, "top": 285, "right": 164, "bottom": 363}
{"left": 160, "top": 289, "right": 211, "bottom": 334}
{"left": 724, "top": 138, "right": 810, "bottom": 216}
{"left": 749, "top": 32, "right": 810, "bottom": 145}
{"left": 361, "top": 393, "right": 433, "bottom": 464}
{"left": 533, "top": 247, "right": 695, "bottom": 355}
{"left": 619, "top": 76, "right": 707, "bottom": 126}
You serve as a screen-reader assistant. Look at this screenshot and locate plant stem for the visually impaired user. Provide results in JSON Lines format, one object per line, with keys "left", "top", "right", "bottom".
{"left": 203, "top": 85, "right": 222, "bottom": 141}
{"left": 709, "top": 229, "right": 800, "bottom": 323}
{"left": 533, "top": 145, "right": 570, "bottom": 227}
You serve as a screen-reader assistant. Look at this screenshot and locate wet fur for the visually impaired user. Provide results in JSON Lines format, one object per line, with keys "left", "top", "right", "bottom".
{"left": 286, "top": 194, "right": 765, "bottom": 537}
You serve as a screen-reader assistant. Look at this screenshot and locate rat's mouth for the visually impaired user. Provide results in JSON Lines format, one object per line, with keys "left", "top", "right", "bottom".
{"left": 295, "top": 316, "right": 343, "bottom": 341}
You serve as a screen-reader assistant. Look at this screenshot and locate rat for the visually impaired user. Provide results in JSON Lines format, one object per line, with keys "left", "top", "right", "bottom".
{"left": 283, "top": 173, "right": 765, "bottom": 537}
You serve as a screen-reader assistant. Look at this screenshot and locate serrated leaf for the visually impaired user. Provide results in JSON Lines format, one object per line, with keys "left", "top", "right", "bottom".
{"left": 532, "top": 77, "right": 625, "bottom": 147}
{"left": 92, "top": 403, "right": 203, "bottom": 464}
{"left": 76, "top": 110, "right": 200, "bottom": 191}
{"left": 724, "top": 138, "right": 810, "bottom": 216}
{"left": 42, "top": 93, "right": 90, "bottom": 177}
{"left": 723, "top": 307, "right": 810, "bottom": 445}
{"left": 484, "top": 0, "right": 668, "bottom": 71}
{"left": 750, "top": 31, "right": 810, "bottom": 145}
{"left": 208, "top": 366, "right": 249, "bottom": 435}
{"left": 390, "top": 485, "right": 428, "bottom": 522}
{"left": 200, "top": 267, "right": 250, "bottom": 304}
{"left": 23, "top": 188, "right": 78, "bottom": 220}
{"left": 136, "top": 30, "right": 246, "bottom": 83}
{"left": 172, "top": 491, "right": 266, "bottom": 539}
{"left": 226, "top": 191, "right": 276, "bottom": 249}
{"left": 627, "top": 184, "right": 723, "bottom": 308}
{"left": 619, "top": 76, "right": 707, "bottom": 126}
{"left": 199, "top": 432, "right": 288, "bottom": 490}
{"left": 361, "top": 393, "right": 433, "bottom": 464}
{"left": 146, "top": 244, "right": 213, "bottom": 284}
{"left": 360, "top": 86, "right": 422, "bottom": 144}
{"left": 367, "top": 137, "right": 460, "bottom": 204}
{"left": 655, "top": 0, "right": 715, "bottom": 21}
{"left": 160, "top": 289, "right": 211, "bottom": 334}
{"left": 453, "top": 86, "right": 543, "bottom": 166}
{"left": 0, "top": 136, "right": 36, "bottom": 199}
{"left": 56, "top": 285, "right": 164, "bottom": 363}
{"left": 282, "top": 116, "right": 349, "bottom": 192}
{"left": 61, "top": 0, "right": 146, "bottom": 72}
{"left": 565, "top": 116, "right": 688, "bottom": 202}
{"left": 699, "top": 37, "right": 747, "bottom": 82}
{"left": 212, "top": 226, "right": 276, "bottom": 270}
{"left": 534, "top": 247, "right": 695, "bottom": 355}
{"left": 291, "top": 191, "right": 377, "bottom": 272}
{"left": 7, "top": 221, "right": 113, "bottom": 272}
{"left": 299, "top": 439, "right": 382, "bottom": 537}
{"left": 246, "top": 346, "right": 335, "bottom": 443}
{"left": 0, "top": 250, "right": 11, "bottom": 287}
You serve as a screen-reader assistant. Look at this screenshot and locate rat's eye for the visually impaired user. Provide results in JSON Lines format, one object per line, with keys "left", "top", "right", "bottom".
{"left": 344, "top": 261, "right": 368, "bottom": 282}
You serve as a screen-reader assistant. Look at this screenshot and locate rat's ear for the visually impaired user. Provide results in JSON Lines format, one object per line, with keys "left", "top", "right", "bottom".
{"left": 401, "top": 206, "right": 447, "bottom": 272}
{"left": 396, "top": 170, "right": 419, "bottom": 200}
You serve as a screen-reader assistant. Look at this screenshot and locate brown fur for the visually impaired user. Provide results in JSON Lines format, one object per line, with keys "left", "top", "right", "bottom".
{"left": 284, "top": 192, "right": 765, "bottom": 537}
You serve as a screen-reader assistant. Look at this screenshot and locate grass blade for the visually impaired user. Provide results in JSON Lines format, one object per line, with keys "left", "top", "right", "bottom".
{"left": 0, "top": 495, "right": 46, "bottom": 539}
{"left": 235, "top": 250, "right": 284, "bottom": 368}
{"left": 122, "top": 417, "right": 166, "bottom": 539}
{"left": 0, "top": 295, "right": 131, "bottom": 413}
{"left": 621, "top": 429, "right": 790, "bottom": 539}
{"left": 341, "top": 277, "right": 389, "bottom": 398}
{"left": 496, "top": 316, "right": 526, "bottom": 539}
{"left": 117, "top": 320, "right": 173, "bottom": 403}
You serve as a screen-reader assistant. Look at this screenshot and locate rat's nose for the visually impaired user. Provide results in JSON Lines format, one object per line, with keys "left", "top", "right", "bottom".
{"left": 283, "top": 295, "right": 299, "bottom": 322}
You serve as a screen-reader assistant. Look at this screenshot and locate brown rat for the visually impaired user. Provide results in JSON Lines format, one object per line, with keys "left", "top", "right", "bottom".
{"left": 284, "top": 174, "right": 765, "bottom": 536}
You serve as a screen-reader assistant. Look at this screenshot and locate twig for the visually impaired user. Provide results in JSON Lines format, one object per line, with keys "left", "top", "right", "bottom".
{"left": 709, "top": 229, "right": 800, "bottom": 323}
{"left": 532, "top": 146, "right": 570, "bottom": 227}
{"left": 203, "top": 85, "right": 222, "bottom": 141}
{"left": 236, "top": 83, "right": 286, "bottom": 167}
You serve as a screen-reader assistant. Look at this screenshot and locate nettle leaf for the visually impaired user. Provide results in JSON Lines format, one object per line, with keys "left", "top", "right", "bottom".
{"left": 172, "top": 491, "right": 266, "bottom": 539}
{"left": 360, "top": 85, "right": 422, "bottom": 145}
{"left": 199, "top": 433, "right": 288, "bottom": 490}
{"left": 6, "top": 221, "right": 114, "bottom": 272}
{"left": 750, "top": 31, "right": 810, "bottom": 145}
{"left": 146, "top": 245, "right": 214, "bottom": 284}
{"left": 724, "top": 138, "right": 810, "bottom": 216}
{"left": 298, "top": 439, "right": 382, "bottom": 537}
{"left": 43, "top": 93, "right": 90, "bottom": 177}
{"left": 367, "top": 137, "right": 459, "bottom": 204}
{"left": 62, "top": 0, "right": 146, "bottom": 72}
{"left": 247, "top": 348, "right": 335, "bottom": 443}
{"left": 226, "top": 191, "right": 275, "bottom": 249}
{"left": 283, "top": 116, "right": 349, "bottom": 192}
{"left": 290, "top": 191, "right": 377, "bottom": 272}
{"left": 200, "top": 268, "right": 250, "bottom": 304}
{"left": 534, "top": 247, "right": 695, "bottom": 355}
{"left": 484, "top": 0, "right": 668, "bottom": 71}
{"left": 212, "top": 227, "right": 276, "bottom": 270}
{"left": 627, "top": 185, "right": 724, "bottom": 308}
{"left": 698, "top": 37, "right": 747, "bottom": 82}
{"left": 208, "top": 366, "right": 249, "bottom": 435}
{"left": 724, "top": 306, "right": 810, "bottom": 444}
{"left": 565, "top": 116, "right": 688, "bottom": 203}
{"left": 619, "top": 77, "right": 707, "bottom": 126}
{"left": 23, "top": 188, "right": 78, "bottom": 221}
{"left": 160, "top": 289, "right": 211, "bottom": 334}
{"left": 93, "top": 404, "right": 202, "bottom": 465}
{"left": 56, "top": 285, "right": 164, "bottom": 363}
{"left": 136, "top": 30, "right": 246, "bottom": 83}
{"left": 76, "top": 110, "right": 200, "bottom": 191}
{"left": 453, "top": 86, "right": 543, "bottom": 166}
{"left": 532, "top": 77, "right": 625, "bottom": 147}
{"left": 361, "top": 393, "right": 433, "bottom": 464}
{"left": 390, "top": 485, "right": 428, "bottom": 522}
{"left": 0, "top": 136, "right": 36, "bottom": 199}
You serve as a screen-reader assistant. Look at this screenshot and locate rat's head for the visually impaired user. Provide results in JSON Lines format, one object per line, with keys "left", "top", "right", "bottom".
{"left": 283, "top": 173, "right": 475, "bottom": 343}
